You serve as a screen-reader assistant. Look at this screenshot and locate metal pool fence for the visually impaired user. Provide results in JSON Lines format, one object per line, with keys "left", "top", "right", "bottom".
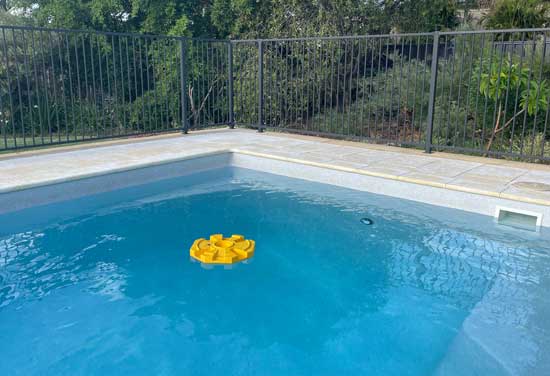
{"left": 0, "top": 25, "right": 229, "bottom": 149}
{"left": 1, "top": 25, "right": 550, "bottom": 162}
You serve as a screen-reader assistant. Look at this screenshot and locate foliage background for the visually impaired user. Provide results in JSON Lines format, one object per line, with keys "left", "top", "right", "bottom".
{"left": 1, "top": 0, "right": 550, "bottom": 160}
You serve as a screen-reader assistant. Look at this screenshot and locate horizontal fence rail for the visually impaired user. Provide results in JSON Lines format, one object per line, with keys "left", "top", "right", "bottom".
{"left": 1, "top": 25, "right": 550, "bottom": 162}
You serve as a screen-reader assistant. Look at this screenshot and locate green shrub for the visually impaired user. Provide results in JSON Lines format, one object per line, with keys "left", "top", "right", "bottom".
{"left": 484, "top": 0, "right": 549, "bottom": 30}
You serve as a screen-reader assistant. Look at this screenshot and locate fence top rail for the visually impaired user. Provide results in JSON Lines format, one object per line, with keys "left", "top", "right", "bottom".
{"left": 231, "top": 32, "right": 435, "bottom": 43}
{"left": 3, "top": 24, "right": 550, "bottom": 44}
{"left": 0, "top": 24, "right": 228, "bottom": 43}
{"left": 231, "top": 28, "right": 550, "bottom": 44}
{"left": 440, "top": 27, "right": 550, "bottom": 35}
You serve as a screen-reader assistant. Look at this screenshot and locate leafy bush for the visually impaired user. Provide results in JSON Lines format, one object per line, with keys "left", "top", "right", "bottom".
{"left": 484, "top": 0, "right": 549, "bottom": 30}
{"left": 474, "top": 49, "right": 550, "bottom": 153}
{"left": 390, "top": 0, "right": 460, "bottom": 33}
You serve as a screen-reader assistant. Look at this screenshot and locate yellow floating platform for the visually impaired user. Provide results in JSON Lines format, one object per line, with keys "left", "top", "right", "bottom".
{"left": 190, "top": 234, "right": 255, "bottom": 265}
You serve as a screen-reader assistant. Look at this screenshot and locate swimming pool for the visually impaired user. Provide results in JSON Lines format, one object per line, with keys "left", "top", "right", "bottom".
{"left": 1, "top": 167, "right": 549, "bottom": 375}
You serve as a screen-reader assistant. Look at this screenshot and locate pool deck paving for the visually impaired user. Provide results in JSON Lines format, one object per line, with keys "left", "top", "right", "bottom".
{"left": 2, "top": 128, "right": 550, "bottom": 208}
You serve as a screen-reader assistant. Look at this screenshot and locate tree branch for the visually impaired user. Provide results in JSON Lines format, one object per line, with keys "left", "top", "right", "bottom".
{"left": 187, "top": 78, "right": 219, "bottom": 125}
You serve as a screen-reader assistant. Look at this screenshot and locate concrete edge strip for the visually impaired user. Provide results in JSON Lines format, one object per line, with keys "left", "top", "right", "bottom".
{"left": 231, "top": 149, "right": 550, "bottom": 207}
{"left": 0, "top": 150, "right": 229, "bottom": 194}
{"left": 1, "top": 148, "right": 549, "bottom": 208}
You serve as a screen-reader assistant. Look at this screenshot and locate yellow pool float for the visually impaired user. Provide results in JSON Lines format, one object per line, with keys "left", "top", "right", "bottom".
{"left": 190, "top": 234, "right": 255, "bottom": 265}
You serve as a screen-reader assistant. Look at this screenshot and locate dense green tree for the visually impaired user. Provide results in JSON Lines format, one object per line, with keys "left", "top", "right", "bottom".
{"left": 3, "top": 0, "right": 469, "bottom": 38}
{"left": 9, "top": 0, "right": 128, "bottom": 30}
{"left": 384, "top": 0, "right": 460, "bottom": 33}
{"left": 6, "top": 0, "right": 211, "bottom": 36}
{"left": 212, "top": 0, "right": 389, "bottom": 38}
{"left": 8, "top": 0, "right": 469, "bottom": 39}
{"left": 483, "top": 0, "right": 549, "bottom": 30}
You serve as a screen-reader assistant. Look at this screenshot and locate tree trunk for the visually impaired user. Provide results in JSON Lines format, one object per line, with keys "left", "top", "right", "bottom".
{"left": 485, "top": 103, "right": 502, "bottom": 155}
{"left": 485, "top": 105, "right": 526, "bottom": 154}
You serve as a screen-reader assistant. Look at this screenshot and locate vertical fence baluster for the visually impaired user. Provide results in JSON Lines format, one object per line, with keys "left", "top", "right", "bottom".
{"left": 258, "top": 40, "right": 264, "bottom": 132}
{"left": 425, "top": 32, "right": 440, "bottom": 153}
{"left": 180, "top": 38, "right": 189, "bottom": 134}
{"left": 228, "top": 42, "right": 234, "bottom": 128}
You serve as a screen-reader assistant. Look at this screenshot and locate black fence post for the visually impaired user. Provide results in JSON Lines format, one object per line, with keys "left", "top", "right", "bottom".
{"left": 258, "top": 40, "right": 264, "bottom": 132}
{"left": 180, "top": 38, "right": 189, "bottom": 134}
{"left": 228, "top": 41, "right": 235, "bottom": 129}
{"left": 425, "top": 31, "right": 439, "bottom": 153}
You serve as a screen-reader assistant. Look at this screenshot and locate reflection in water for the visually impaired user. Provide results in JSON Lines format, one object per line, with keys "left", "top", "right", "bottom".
{"left": 424, "top": 228, "right": 550, "bottom": 330}
{"left": 386, "top": 228, "right": 543, "bottom": 310}
{"left": 0, "top": 230, "right": 128, "bottom": 307}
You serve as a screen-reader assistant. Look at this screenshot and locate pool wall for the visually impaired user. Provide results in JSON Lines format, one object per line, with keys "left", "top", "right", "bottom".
{"left": 3, "top": 151, "right": 550, "bottom": 227}
{"left": 230, "top": 153, "right": 550, "bottom": 228}
{"left": 0, "top": 152, "right": 230, "bottom": 214}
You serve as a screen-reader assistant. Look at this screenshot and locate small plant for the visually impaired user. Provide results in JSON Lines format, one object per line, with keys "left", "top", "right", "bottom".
{"left": 479, "top": 59, "right": 549, "bottom": 152}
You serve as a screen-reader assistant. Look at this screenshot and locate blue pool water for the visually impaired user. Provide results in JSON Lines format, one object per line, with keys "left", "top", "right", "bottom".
{"left": 1, "top": 167, "right": 550, "bottom": 375}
